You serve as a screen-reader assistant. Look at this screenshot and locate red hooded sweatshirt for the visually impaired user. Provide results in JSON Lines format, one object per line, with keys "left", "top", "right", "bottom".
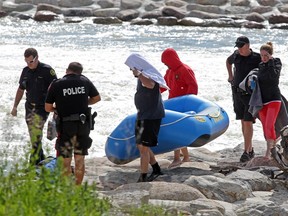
{"left": 161, "top": 48, "right": 198, "bottom": 99}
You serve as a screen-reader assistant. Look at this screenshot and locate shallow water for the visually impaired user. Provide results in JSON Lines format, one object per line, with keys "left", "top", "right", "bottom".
{"left": 1, "top": 17, "right": 288, "bottom": 165}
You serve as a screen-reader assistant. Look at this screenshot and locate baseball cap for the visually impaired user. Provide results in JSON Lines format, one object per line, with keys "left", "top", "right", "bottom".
{"left": 234, "top": 36, "right": 250, "bottom": 48}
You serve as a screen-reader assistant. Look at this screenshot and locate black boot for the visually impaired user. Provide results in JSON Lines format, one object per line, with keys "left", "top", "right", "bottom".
{"left": 137, "top": 173, "right": 148, "bottom": 182}
{"left": 147, "top": 162, "right": 163, "bottom": 181}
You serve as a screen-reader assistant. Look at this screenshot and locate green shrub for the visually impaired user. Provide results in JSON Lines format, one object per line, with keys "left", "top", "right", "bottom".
{"left": 0, "top": 161, "right": 111, "bottom": 216}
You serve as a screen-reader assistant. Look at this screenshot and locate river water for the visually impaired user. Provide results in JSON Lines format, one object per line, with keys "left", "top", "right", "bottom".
{"left": 1, "top": 16, "right": 288, "bottom": 165}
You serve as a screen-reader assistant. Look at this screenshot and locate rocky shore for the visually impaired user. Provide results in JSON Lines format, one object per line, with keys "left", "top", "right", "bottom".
{"left": 84, "top": 140, "right": 288, "bottom": 215}
{"left": 2, "top": 0, "right": 288, "bottom": 29}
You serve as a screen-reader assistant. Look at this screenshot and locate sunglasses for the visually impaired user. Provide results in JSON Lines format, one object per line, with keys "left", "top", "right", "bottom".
{"left": 25, "top": 56, "right": 37, "bottom": 64}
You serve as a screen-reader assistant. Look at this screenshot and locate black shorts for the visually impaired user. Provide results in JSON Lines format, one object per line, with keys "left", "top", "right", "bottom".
{"left": 232, "top": 91, "right": 255, "bottom": 122}
{"left": 135, "top": 119, "right": 162, "bottom": 147}
{"left": 57, "top": 121, "right": 92, "bottom": 158}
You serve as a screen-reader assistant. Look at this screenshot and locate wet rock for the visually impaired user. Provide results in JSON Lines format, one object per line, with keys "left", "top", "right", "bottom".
{"left": 34, "top": 10, "right": 57, "bottom": 22}
{"left": 92, "top": 16, "right": 122, "bottom": 24}
{"left": 62, "top": 8, "right": 93, "bottom": 17}
{"left": 162, "top": 6, "right": 187, "bottom": 19}
{"left": 268, "top": 13, "right": 288, "bottom": 24}
{"left": 157, "top": 16, "right": 178, "bottom": 26}
{"left": 116, "top": 9, "right": 140, "bottom": 21}
{"left": 130, "top": 19, "right": 154, "bottom": 25}
{"left": 245, "top": 12, "right": 266, "bottom": 22}
{"left": 93, "top": 8, "right": 120, "bottom": 17}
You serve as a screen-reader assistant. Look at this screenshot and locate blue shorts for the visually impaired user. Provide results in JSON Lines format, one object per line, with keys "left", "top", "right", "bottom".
{"left": 135, "top": 119, "right": 162, "bottom": 147}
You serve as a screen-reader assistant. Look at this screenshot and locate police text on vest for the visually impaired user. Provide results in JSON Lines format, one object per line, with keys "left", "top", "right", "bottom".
{"left": 63, "top": 87, "right": 85, "bottom": 96}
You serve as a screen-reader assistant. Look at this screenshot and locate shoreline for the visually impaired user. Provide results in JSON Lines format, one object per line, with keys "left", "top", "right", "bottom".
{"left": 1, "top": 0, "right": 288, "bottom": 29}
{"left": 84, "top": 140, "right": 288, "bottom": 215}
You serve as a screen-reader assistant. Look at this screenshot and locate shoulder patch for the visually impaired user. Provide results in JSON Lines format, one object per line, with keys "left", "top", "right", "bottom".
{"left": 50, "top": 69, "right": 56, "bottom": 76}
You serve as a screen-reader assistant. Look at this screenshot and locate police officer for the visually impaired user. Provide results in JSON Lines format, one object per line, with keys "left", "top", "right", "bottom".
{"left": 11, "top": 48, "right": 57, "bottom": 165}
{"left": 45, "top": 62, "right": 101, "bottom": 185}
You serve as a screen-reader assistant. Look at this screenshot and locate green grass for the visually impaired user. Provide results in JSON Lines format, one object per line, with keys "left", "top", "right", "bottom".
{"left": 0, "top": 160, "right": 111, "bottom": 216}
{"left": 0, "top": 159, "right": 174, "bottom": 216}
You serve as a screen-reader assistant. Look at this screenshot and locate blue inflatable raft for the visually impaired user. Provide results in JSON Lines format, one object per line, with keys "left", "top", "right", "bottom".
{"left": 105, "top": 94, "right": 229, "bottom": 164}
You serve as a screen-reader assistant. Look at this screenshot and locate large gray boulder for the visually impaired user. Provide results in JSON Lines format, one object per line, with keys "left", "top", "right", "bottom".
{"left": 15, "top": 0, "right": 58, "bottom": 5}
{"left": 116, "top": 9, "right": 140, "bottom": 21}
{"left": 62, "top": 8, "right": 93, "bottom": 17}
{"left": 162, "top": 6, "right": 186, "bottom": 19}
{"left": 58, "top": 0, "right": 94, "bottom": 7}
{"left": 120, "top": 0, "right": 142, "bottom": 10}
{"left": 93, "top": 8, "right": 120, "bottom": 17}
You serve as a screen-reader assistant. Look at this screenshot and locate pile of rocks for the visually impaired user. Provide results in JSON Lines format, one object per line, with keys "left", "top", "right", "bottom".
{"left": 84, "top": 140, "right": 288, "bottom": 215}
{"left": 1, "top": 0, "right": 288, "bottom": 29}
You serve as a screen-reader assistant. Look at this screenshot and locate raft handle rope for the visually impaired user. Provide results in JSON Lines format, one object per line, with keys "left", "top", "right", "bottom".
{"left": 108, "top": 108, "right": 222, "bottom": 141}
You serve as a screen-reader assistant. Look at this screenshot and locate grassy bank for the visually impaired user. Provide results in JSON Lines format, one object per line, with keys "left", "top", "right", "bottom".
{"left": 0, "top": 158, "right": 171, "bottom": 216}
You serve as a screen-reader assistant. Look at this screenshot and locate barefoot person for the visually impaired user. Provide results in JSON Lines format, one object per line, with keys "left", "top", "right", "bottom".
{"left": 161, "top": 48, "right": 198, "bottom": 168}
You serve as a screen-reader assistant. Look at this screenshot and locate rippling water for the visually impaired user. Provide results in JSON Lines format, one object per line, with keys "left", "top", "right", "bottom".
{"left": 1, "top": 17, "right": 288, "bottom": 165}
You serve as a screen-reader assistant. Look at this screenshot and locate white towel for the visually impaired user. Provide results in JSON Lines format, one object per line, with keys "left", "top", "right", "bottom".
{"left": 125, "top": 53, "right": 170, "bottom": 90}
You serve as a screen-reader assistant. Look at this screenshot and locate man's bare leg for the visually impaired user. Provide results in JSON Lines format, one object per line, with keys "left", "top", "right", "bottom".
{"left": 241, "top": 120, "right": 253, "bottom": 153}
{"left": 74, "top": 154, "right": 85, "bottom": 185}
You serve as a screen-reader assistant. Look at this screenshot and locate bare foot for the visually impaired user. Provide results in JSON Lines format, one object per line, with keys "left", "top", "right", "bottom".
{"left": 168, "top": 160, "right": 182, "bottom": 168}
{"left": 182, "top": 158, "right": 190, "bottom": 163}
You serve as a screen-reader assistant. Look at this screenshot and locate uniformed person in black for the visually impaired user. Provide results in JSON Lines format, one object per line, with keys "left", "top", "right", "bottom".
{"left": 11, "top": 48, "right": 57, "bottom": 165}
{"left": 45, "top": 62, "right": 101, "bottom": 185}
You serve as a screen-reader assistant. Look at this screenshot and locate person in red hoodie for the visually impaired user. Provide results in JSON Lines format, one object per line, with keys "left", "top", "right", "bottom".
{"left": 161, "top": 48, "right": 198, "bottom": 168}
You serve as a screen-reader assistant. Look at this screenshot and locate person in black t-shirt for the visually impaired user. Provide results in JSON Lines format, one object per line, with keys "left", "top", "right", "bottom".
{"left": 126, "top": 53, "right": 165, "bottom": 182}
{"left": 11, "top": 48, "right": 57, "bottom": 165}
{"left": 226, "top": 36, "right": 261, "bottom": 163}
{"left": 45, "top": 62, "right": 100, "bottom": 185}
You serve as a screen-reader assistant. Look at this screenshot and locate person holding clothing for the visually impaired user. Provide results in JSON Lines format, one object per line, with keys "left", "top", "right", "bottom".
{"left": 226, "top": 36, "right": 261, "bottom": 162}
{"left": 125, "top": 53, "right": 166, "bottom": 182}
{"left": 256, "top": 42, "right": 282, "bottom": 159}
{"left": 45, "top": 62, "right": 101, "bottom": 185}
{"left": 161, "top": 48, "right": 198, "bottom": 168}
{"left": 11, "top": 48, "right": 57, "bottom": 165}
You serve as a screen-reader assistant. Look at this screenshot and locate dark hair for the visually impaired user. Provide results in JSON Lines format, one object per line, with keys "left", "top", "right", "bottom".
{"left": 260, "top": 42, "right": 273, "bottom": 55}
{"left": 24, "top": 48, "right": 38, "bottom": 58}
{"left": 67, "top": 62, "right": 83, "bottom": 75}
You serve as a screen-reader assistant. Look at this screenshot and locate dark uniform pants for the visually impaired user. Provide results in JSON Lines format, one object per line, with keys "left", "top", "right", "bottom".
{"left": 25, "top": 101, "right": 49, "bottom": 165}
